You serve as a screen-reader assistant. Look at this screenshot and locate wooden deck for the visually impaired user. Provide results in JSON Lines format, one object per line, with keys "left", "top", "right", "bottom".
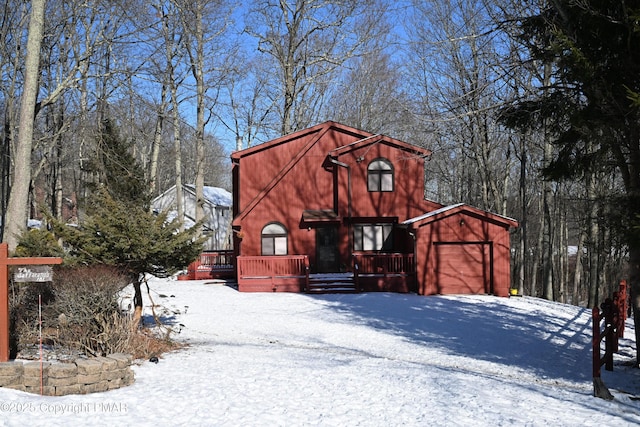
{"left": 353, "top": 253, "right": 416, "bottom": 293}
{"left": 179, "top": 252, "right": 416, "bottom": 293}
{"left": 236, "top": 255, "right": 309, "bottom": 292}
{"left": 178, "top": 251, "right": 417, "bottom": 294}
{"left": 178, "top": 250, "right": 235, "bottom": 281}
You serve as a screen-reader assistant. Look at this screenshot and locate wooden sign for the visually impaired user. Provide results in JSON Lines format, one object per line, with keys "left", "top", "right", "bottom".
{"left": 14, "top": 266, "right": 54, "bottom": 282}
{"left": 0, "top": 243, "right": 62, "bottom": 362}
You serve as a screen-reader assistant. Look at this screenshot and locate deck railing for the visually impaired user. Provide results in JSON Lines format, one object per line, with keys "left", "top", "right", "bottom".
{"left": 179, "top": 250, "right": 235, "bottom": 280}
{"left": 352, "top": 253, "right": 415, "bottom": 292}
{"left": 353, "top": 253, "right": 415, "bottom": 274}
{"left": 199, "top": 250, "right": 235, "bottom": 269}
{"left": 182, "top": 252, "right": 416, "bottom": 293}
{"left": 237, "top": 255, "right": 310, "bottom": 292}
{"left": 237, "top": 255, "right": 309, "bottom": 278}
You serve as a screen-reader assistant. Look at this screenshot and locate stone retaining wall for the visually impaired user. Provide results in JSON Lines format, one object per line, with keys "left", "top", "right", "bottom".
{"left": 0, "top": 354, "right": 135, "bottom": 396}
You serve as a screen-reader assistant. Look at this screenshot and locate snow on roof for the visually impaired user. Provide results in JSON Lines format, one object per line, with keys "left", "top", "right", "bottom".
{"left": 184, "top": 185, "right": 232, "bottom": 207}
{"left": 402, "top": 203, "right": 518, "bottom": 226}
{"left": 203, "top": 186, "right": 232, "bottom": 207}
{"left": 402, "top": 203, "right": 464, "bottom": 225}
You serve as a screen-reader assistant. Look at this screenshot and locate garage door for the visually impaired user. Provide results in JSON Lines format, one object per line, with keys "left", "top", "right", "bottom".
{"left": 434, "top": 243, "right": 491, "bottom": 294}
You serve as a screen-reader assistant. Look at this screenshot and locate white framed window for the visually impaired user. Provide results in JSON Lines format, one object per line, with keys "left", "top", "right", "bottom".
{"left": 261, "top": 222, "right": 288, "bottom": 255}
{"left": 368, "top": 158, "right": 394, "bottom": 192}
{"left": 353, "top": 223, "right": 393, "bottom": 251}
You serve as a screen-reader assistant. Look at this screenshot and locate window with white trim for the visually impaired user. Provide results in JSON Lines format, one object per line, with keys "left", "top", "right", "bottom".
{"left": 353, "top": 223, "right": 393, "bottom": 251}
{"left": 367, "top": 158, "right": 394, "bottom": 192}
{"left": 261, "top": 222, "right": 288, "bottom": 255}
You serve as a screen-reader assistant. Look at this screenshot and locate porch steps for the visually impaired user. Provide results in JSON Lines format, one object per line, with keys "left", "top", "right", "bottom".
{"left": 306, "top": 274, "right": 358, "bottom": 294}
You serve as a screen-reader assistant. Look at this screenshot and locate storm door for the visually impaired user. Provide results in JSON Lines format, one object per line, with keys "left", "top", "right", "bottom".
{"left": 315, "top": 226, "right": 339, "bottom": 273}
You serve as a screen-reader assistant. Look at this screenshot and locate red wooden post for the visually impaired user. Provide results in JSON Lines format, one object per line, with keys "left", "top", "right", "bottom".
{"left": 0, "top": 244, "right": 7, "bottom": 364}
{"left": 0, "top": 243, "right": 62, "bottom": 362}
{"left": 618, "top": 280, "right": 627, "bottom": 338}
{"left": 304, "top": 256, "right": 310, "bottom": 293}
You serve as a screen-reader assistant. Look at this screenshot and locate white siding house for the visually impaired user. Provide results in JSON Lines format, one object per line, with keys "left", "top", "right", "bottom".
{"left": 151, "top": 184, "right": 232, "bottom": 250}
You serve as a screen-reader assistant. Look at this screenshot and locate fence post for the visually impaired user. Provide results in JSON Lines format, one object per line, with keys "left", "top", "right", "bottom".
{"left": 618, "top": 280, "right": 627, "bottom": 338}
{"left": 304, "top": 257, "right": 309, "bottom": 293}
{"left": 593, "top": 305, "right": 614, "bottom": 400}
{"left": 605, "top": 302, "right": 615, "bottom": 372}
{"left": 353, "top": 255, "right": 360, "bottom": 292}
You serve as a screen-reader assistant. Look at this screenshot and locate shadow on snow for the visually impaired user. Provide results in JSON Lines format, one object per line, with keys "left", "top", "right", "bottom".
{"left": 306, "top": 292, "right": 593, "bottom": 384}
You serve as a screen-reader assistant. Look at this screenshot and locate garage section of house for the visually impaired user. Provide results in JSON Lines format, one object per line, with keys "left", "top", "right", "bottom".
{"left": 404, "top": 203, "right": 517, "bottom": 297}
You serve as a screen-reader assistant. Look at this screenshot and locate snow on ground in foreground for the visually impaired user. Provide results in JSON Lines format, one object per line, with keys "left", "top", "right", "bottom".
{"left": 1, "top": 277, "right": 640, "bottom": 426}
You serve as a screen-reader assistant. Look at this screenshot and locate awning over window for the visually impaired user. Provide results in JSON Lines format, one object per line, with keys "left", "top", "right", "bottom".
{"left": 302, "top": 209, "right": 340, "bottom": 224}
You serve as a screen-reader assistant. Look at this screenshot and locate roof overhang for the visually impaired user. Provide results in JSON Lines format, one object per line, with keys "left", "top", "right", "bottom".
{"left": 302, "top": 209, "right": 340, "bottom": 224}
{"left": 402, "top": 203, "right": 518, "bottom": 230}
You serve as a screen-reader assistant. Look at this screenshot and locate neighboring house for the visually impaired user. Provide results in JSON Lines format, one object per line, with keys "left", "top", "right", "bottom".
{"left": 231, "top": 121, "right": 518, "bottom": 296}
{"left": 152, "top": 184, "right": 232, "bottom": 250}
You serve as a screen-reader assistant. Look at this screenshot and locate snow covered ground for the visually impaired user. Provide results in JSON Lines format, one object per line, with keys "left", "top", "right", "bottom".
{"left": 1, "top": 276, "right": 640, "bottom": 426}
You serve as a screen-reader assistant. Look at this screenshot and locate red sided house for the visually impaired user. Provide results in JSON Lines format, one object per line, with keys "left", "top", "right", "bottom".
{"left": 230, "top": 121, "right": 517, "bottom": 296}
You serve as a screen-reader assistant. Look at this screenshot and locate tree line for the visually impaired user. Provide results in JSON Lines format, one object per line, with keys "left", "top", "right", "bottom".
{"left": 1, "top": 0, "right": 638, "bottom": 317}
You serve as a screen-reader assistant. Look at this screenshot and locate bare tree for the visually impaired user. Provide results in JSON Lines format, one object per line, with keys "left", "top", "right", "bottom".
{"left": 405, "top": 0, "right": 514, "bottom": 214}
{"left": 3, "top": 0, "right": 46, "bottom": 251}
{"left": 174, "top": 0, "right": 232, "bottom": 235}
{"left": 217, "top": 56, "right": 277, "bottom": 150}
{"left": 0, "top": 1, "right": 30, "bottom": 240}
{"left": 245, "top": 0, "right": 386, "bottom": 136}
{"left": 328, "top": 50, "right": 417, "bottom": 140}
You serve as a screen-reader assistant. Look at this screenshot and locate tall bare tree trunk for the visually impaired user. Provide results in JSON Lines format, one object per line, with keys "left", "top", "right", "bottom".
{"left": 515, "top": 131, "right": 527, "bottom": 295}
{"left": 183, "top": 0, "right": 206, "bottom": 236}
{"left": 171, "top": 83, "right": 184, "bottom": 229}
{"left": 3, "top": 0, "right": 46, "bottom": 251}
{"left": 558, "top": 205, "right": 567, "bottom": 303}
{"left": 1, "top": 95, "right": 17, "bottom": 243}
{"left": 572, "top": 230, "right": 585, "bottom": 305}
{"left": 148, "top": 83, "right": 167, "bottom": 199}
{"left": 585, "top": 138, "right": 600, "bottom": 308}
{"left": 542, "top": 62, "right": 554, "bottom": 300}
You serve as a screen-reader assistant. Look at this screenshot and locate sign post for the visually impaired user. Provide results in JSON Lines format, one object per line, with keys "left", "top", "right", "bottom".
{"left": 0, "top": 243, "right": 62, "bottom": 362}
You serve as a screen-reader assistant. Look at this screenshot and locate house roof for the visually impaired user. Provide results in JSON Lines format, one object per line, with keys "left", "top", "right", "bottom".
{"left": 231, "top": 121, "right": 334, "bottom": 160}
{"left": 231, "top": 121, "right": 432, "bottom": 159}
{"left": 153, "top": 184, "right": 232, "bottom": 208}
{"left": 402, "top": 203, "right": 518, "bottom": 229}
{"left": 186, "top": 185, "right": 232, "bottom": 207}
{"left": 328, "top": 133, "right": 431, "bottom": 159}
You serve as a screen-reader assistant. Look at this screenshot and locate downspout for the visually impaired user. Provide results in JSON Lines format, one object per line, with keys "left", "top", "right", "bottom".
{"left": 409, "top": 229, "right": 417, "bottom": 294}
{"left": 329, "top": 157, "right": 352, "bottom": 263}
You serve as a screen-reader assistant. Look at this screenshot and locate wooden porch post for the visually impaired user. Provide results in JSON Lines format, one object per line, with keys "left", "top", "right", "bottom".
{"left": 0, "top": 244, "right": 8, "bottom": 362}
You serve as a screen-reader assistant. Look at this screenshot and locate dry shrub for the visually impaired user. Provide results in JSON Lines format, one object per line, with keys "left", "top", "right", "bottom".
{"left": 128, "top": 328, "right": 185, "bottom": 360}
{"left": 10, "top": 265, "right": 181, "bottom": 360}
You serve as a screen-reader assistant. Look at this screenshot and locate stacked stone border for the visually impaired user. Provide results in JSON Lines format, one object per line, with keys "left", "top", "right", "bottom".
{"left": 0, "top": 353, "right": 134, "bottom": 396}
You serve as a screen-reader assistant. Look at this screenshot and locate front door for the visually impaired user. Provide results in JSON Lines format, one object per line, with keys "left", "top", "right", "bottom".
{"left": 316, "top": 226, "right": 339, "bottom": 273}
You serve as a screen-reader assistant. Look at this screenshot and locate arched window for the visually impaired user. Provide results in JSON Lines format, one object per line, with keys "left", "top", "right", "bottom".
{"left": 261, "top": 222, "right": 288, "bottom": 255}
{"left": 367, "top": 158, "right": 394, "bottom": 192}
